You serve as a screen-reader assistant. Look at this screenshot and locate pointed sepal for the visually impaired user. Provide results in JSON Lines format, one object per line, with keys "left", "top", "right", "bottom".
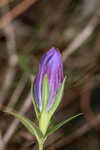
{"left": 42, "top": 74, "right": 49, "bottom": 112}
{"left": 31, "top": 76, "right": 40, "bottom": 120}
{"left": 48, "top": 76, "right": 66, "bottom": 118}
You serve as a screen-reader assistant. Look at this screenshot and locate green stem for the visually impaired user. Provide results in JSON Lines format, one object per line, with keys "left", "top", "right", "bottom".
{"left": 38, "top": 141, "right": 44, "bottom": 150}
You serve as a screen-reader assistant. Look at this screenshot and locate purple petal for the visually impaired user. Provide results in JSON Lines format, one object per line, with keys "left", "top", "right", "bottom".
{"left": 33, "top": 47, "right": 63, "bottom": 111}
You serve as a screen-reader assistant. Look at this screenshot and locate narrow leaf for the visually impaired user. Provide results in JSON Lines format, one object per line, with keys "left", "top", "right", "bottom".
{"left": 5, "top": 110, "right": 43, "bottom": 141}
{"left": 46, "top": 113, "right": 83, "bottom": 137}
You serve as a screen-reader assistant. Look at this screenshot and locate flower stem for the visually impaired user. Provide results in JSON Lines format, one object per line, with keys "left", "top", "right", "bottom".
{"left": 38, "top": 141, "right": 44, "bottom": 150}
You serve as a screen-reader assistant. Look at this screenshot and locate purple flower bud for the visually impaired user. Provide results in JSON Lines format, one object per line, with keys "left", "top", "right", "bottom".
{"left": 33, "top": 47, "right": 63, "bottom": 111}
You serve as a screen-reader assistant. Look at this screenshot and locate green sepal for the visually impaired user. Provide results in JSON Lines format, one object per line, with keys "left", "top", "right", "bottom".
{"left": 31, "top": 76, "right": 40, "bottom": 120}
{"left": 4, "top": 110, "right": 43, "bottom": 142}
{"left": 41, "top": 74, "right": 49, "bottom": 112}
{"left": 46, "top": 113, "right": 83, "bottom": 137}
{"left": 48, "top": 76, "right": 66, "bottom": 118}
{"left": 39, "top": 76, "right": 66, "bottom": 136}
{"left": 39, "top": 75, "right": 50, "bottom": 135}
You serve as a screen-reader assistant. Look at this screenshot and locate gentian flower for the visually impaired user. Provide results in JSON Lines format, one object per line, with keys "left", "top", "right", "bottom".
{"left": 33, "top": 47, "right": 63, "bottom": 112}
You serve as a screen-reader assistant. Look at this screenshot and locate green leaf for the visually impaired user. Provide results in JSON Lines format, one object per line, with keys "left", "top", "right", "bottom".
{"left": 46, "top": 113, "right": 83, "bottom": 137}
{"left": 4, "top": 110, "right": 43, "bottom": 141}
{"left": 31, "top": 76, "right": 40, "bottom": 120}
{"left": 48, "top": 77, "right": 66, "bottom": 118}
{"left": 42, "top": 74, "right": 49, "bottom": 112}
